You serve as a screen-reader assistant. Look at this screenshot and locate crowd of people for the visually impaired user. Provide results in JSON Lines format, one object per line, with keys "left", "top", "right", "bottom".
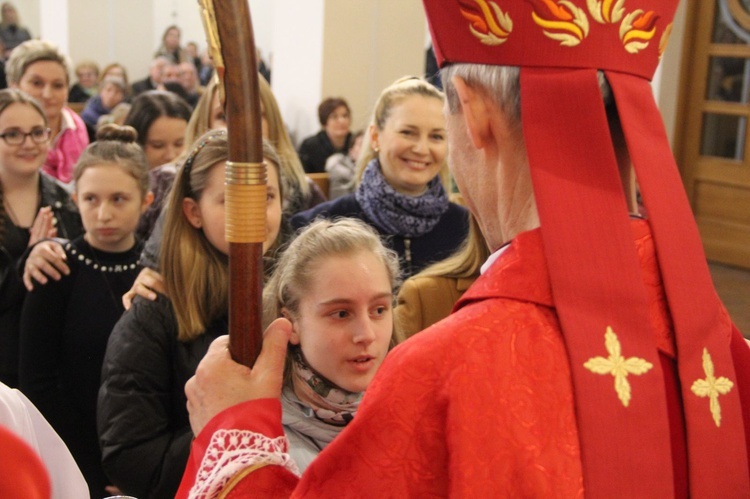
{"left": 1, "top": 0, "right": 749, "bottom": 497}
{"left": 0, "top": 8, "right": 473, "bottom": 497}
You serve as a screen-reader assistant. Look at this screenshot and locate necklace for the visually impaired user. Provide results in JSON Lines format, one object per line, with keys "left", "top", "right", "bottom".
{"left": 65, "top": 241, "right": 139, "bottom": 311}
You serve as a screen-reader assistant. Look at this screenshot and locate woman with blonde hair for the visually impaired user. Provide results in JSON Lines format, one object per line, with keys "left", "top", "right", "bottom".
{"left": 257, "top": 217, "right": 401, "bottom": 472}
{"left": 258, "top": 74, "right": 326, "bottom": 214}
{"left": 291, "top": 76, "right": 468, "bottom": 278}
{"left": 6, "top": 40, "right": 89, "bottom": 184}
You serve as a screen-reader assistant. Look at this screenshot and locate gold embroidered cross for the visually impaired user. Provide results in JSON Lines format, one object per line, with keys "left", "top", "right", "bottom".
{"left": 584, "top": 326, "right": 654, "bottom": 407}
{"left": 690, "top": 348, "right": 734, "bottom": 428}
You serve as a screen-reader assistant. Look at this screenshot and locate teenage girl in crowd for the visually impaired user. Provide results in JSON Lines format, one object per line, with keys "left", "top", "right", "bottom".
{"left": 97, "top": 131, "right": 284, "bottom": 498}
{"left": 124, "top": 89, "right": 192, "bottom": 170}
{"left": 0, "top": 89, "right": 83, "bottom": 388}
{"left": 19, "top": 89, "right": 192, "bottom": 293}
{"left": 6, "top": 40, "right": 89, "bottom": 184}
{"left": 119, "top": 74, "right": 324, "bottom": 306}
{"left": 125, "top": 89, "right": 192, "bottom": 242}
{"left": 291, "top": 76, "right": 469, "bottom": 278}
{"left": 18, "top": 124, "right": 152, "bottom": 497}
{"left": 262, "top": 217, "right": 400, "bottom": 472}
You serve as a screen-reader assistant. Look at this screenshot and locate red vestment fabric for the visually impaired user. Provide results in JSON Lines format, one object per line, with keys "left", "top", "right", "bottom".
{"left": 178, "top": 220, "right": 750, "bottom": 497}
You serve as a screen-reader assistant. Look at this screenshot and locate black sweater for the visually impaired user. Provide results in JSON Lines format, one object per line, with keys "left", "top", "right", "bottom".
{"left": 19, "top": 235, "right": 141, "bottom": 497}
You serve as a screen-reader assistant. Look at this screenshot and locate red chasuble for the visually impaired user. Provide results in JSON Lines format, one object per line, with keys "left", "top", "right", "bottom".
{"left": 178, "top": 220, "right": 750, "bottom": 497}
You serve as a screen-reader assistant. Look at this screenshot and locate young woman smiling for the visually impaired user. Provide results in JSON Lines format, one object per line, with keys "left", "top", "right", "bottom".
{"left": 6, "top": 40, "right": 89, "bottom": 184}
{"left": 291, "top": 77, "right": 469, "bottom": 278}
{"left": 0, "top": 89, "right": 82, "bottom": 388}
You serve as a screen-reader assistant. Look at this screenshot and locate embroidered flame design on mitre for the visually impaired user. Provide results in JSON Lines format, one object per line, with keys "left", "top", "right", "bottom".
{"left": 529, "top": 0, "right": 590, "bottom": 47}
{"left": 620, "top": 9, "right": 659, "bottom": 54}
{"left": 587, "top": 0, "right": 625, "bottom": 23}
{"left": 460, "top": 0, "right": 513, "bottom": 46}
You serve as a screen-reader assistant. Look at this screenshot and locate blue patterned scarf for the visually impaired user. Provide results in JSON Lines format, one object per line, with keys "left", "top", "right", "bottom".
{"left": 355, "top": 159, "right": 449, "bottom": 238}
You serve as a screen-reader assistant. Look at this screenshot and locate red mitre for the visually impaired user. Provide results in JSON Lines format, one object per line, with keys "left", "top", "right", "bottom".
{"left": 423, "top": 0, "right": 750, "bottom": 497}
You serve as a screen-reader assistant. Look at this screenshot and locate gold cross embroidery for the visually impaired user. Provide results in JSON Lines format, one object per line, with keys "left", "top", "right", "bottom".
{"left": 584, "top": 326, "right": 654, "bottom": 407}
{"left": 690, "top": 348, "right": 734, "bottom": 428}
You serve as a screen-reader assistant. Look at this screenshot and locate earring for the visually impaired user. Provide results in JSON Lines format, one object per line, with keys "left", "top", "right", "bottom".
{"left": 372, "top": 143, "right": 379, "bottom": 152}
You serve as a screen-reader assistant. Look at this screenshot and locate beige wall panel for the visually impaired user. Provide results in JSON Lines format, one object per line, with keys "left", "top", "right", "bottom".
{"left": 66, "top": 0, "right": 154, "bottom": 85}
{"left": 322, "top": 0, "right": 427, "bottom": 134}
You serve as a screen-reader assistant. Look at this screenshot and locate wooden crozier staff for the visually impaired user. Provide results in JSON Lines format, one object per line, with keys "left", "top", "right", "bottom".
{"left": 198, "top": 0, "right": 265, "bottom": 366}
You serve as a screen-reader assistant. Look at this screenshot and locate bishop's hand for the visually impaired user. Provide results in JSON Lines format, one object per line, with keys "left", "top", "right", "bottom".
{"left": 185, "top": 318, "right": 291, "bottom": 435}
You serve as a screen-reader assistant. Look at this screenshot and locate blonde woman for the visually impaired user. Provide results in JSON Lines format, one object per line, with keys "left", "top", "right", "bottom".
{"left": 6, "top": 40, "right": 89, "bottom": 183}
{"left": 291, "top": 77, "right": 468, "bottom": 278}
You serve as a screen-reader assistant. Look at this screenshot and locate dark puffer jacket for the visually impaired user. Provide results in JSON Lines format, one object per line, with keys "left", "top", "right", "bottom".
{"left": 97, "top": 293, "right": 227, "bottom": 499}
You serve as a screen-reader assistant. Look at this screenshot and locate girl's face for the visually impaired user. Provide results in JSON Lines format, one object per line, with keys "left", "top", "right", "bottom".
{"left": 15, "top": 61, "right": 68, "bottom": 123}
{"left": 74, "top": 163, "right": 152, "bottom": 253}
{"left": 288, "top": 250, "right": 393, "bottom": 393}
{"left": 144, "top": 116, "right": 187, "bottom": 168}
{"left": 0, "top": 103, "right": 49, "bottom": 178}
{"left": 182, "top": 159, "right": 283, "bottom": 256}
{"left": 370, "top": 95, "right": 447, "bottom": 196}
{"left": 324, "top": 105, "right": 351, "bottom": 141}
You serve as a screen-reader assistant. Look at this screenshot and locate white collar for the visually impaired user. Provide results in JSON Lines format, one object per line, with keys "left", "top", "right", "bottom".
{"left": 480, "top": 242, "right": 512, "bottom": 275}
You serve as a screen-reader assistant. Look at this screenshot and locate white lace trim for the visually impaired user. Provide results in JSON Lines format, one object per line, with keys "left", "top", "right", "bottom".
{"left": 189, "top": 429, "right": 300, "bottom": 499}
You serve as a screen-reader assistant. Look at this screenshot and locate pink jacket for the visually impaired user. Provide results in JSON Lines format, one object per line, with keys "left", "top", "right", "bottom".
{"left": 44, "top": 108, "right": 89, "bottom": 184}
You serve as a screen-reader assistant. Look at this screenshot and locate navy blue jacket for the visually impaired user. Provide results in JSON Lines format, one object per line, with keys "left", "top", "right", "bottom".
{"left": 290, "top": 194, "right": 469, "bottom": 278}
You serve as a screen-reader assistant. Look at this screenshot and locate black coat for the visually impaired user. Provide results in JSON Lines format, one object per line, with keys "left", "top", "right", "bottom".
{"left": 297, "top": 130, "right": 352, "bottom": 174}
{"left": 98, "top": 294, "right": 227, "bottom": 499}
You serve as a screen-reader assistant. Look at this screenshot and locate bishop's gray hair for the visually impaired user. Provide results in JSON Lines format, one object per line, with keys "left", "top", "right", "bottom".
{"left": 441, "top": 64, "right": 612, "bottom": 129}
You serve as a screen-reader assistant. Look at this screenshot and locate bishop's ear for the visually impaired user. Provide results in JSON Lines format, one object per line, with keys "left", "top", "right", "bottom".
{"left": 450, "top": 75, "right": 493, "bottom": 150}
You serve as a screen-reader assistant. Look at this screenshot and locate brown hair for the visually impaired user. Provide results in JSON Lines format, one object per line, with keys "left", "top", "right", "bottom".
{"left": 0, "top": 89, "right": 48, "bottom": 241}
{"left": 73, "top": 124, "right": 150, "bottom": 199}
{"left": 318, "top": 97, "right": 350, "bottom": 127}
{"left": 258, "top": 74, "right": 311, "bottom": 212}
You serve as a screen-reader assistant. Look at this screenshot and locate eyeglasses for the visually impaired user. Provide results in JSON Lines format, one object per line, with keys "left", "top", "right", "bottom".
{"left": 0, "top": 128, "right": 51, "bottom": 146}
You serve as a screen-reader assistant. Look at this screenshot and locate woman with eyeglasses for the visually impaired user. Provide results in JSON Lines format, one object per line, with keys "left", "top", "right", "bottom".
{"left": 0, "top": 89, "right": 83, "bottom": 388}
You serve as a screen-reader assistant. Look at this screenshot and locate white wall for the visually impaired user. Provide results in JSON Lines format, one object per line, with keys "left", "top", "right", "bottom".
{"left": 271, "top": 0, "right": 325, "bottom": 145}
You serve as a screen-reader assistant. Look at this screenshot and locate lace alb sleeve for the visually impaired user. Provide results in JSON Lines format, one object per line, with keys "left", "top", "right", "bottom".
{"left": 189, "top": 429, "right": 300, "bottom": 499}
